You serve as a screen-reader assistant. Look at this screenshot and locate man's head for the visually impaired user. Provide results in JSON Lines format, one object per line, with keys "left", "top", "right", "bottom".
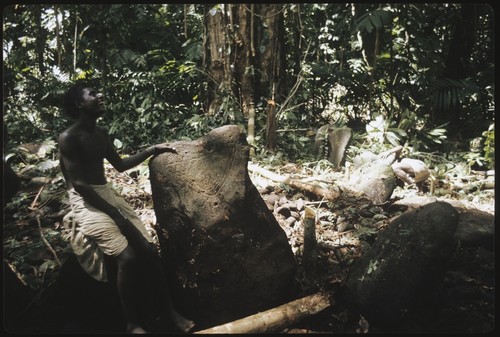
{"left": 64, "top": 84, "right": 105, "bottom": 119}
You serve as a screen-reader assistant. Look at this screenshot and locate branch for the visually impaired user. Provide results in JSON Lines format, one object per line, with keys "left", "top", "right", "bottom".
{"left": 277, "top": 40, "right": 311, "bottom": 118}
{"left": 37, "top": 215, "right": 62, "bottom": 267}
{"left": 29, "top": 185, "right": 44, "bottom": 210}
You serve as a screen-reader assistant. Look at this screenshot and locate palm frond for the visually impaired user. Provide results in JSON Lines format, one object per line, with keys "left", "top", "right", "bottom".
{"left": 356, "top": 8, "right": 393, "bottom": 33}
{"left": 109, "top": 48, "right": 140, "bottom": 68}
{"left": 430, "top": 78, "right": 479, "bottom": 112}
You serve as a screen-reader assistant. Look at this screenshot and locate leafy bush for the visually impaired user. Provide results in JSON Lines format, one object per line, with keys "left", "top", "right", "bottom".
{"left": 482, "top": 123, "right": 495, "bottom": 169}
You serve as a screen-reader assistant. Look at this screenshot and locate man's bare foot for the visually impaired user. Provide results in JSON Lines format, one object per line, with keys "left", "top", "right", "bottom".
{"left": 127, "top": 322, "right": 148, "bottom": 334}
{"left": 170, "top": 310, "right": 195, "bottom": 333}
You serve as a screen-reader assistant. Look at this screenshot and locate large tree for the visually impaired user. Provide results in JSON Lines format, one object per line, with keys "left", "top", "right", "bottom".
{"left": 203, "top": 4, "right": 286, "bottom": 151}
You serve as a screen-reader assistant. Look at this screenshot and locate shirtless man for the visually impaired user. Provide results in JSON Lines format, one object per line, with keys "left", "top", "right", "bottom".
{"left": 59, "top": 84, "right": 194, "bottom": 334}
{"left": 391, "top": 158, "right": 430, "bottom": 192}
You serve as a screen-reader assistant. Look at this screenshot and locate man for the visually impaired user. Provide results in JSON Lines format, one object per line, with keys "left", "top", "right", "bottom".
{"left": 59, "top": 84, "right": 194, "bottom": 334}
{"left": 391, "top": 158, "right": 430, "bottom": 192}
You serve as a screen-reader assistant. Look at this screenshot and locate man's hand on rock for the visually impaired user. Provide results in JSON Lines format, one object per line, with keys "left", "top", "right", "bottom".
{"left": 147, "top": 143, "right": 177, "bottom": 156}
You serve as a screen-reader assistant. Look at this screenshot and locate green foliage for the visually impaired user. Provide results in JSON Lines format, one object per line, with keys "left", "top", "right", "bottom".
{"left": 3, "top": 72, "right": 69, "bottom": 146}
{"left": 2, "top": 3, "right": 494, "bottom": 164}
{"left": 365, "top": 115, "right": 406, "bottom": 147}
{"left": 362, "top": 112, "right": 447, "bottom": 152}
{"left": 456, "top": 123, "right": 496, "bottom": 171}
{"left": 482, "top": 123, "right": 495, "bottom": 169}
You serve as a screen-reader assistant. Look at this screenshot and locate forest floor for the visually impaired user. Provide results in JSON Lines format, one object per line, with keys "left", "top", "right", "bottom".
{"left": 3, "top": 154, "right": 495, "bottom": 334}
{"left": 248, "top": 159, "right": 495, "bottom": 334}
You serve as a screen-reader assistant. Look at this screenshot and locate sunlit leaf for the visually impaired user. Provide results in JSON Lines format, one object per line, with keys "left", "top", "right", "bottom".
{"left": 114, "top": 138, "right": 123, "bottom": 149}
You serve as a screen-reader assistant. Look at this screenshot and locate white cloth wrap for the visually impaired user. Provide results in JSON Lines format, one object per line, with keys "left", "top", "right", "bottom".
{"left": 63, "top": 183, "right": 154, "bottom": 282}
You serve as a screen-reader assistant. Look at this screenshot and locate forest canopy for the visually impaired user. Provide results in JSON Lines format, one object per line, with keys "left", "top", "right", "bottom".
{"left": 2, "top": 3, "right": 495, "bottom": 167}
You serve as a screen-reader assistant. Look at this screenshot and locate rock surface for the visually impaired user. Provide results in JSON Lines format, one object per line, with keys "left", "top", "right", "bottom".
{"left": 149, "top": 125, "right": 296, "bottom": 328}
{"left": 341, "top": 201, "right": 459, "bottom": 327}
{"left": 348, "top": 160, "right": 397, "bottom": 204}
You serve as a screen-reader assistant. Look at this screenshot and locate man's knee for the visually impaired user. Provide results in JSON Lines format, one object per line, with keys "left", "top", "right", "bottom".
{"left": 142, "top": 241, "right": 160, "bottom": 260}
{"left": 117, "top": 246, "right": 139, "bottom": 268}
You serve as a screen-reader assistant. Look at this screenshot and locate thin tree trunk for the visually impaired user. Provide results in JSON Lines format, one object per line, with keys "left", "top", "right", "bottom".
{"left": 265, "top": 97, "right": 277, "bottom": 151}
{"left": 35, "top": 6, "right": 46, "bottom": 76}
{"left": 72, "top": 9, "right": 78, "bottom": 75}
{"left": 235, "top": 5, "right": 256, "bottom": 149}
{"left": 184, "top": 4, "right": 188, "bottom": 38}
{"left": 55, "top": 5, "right": 61, "bottom": 69}
{"left": 257, "top": 4, "right": 285, "bottom": 152}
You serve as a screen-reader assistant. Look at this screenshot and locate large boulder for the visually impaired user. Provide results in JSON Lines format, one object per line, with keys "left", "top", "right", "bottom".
{"left": 348, "top": 160, "right": 397, "bottom": 204}
{"left": 312, "top": 125, "right": 352, "bottom": 169}
{"left": 390, "top": 197, "right": 495, "bottom": 249}
{"left": 341, "top": 201, "right": 459, "bottom": 327}
{"left": 327, "top": 127, "right": 352, "bottom": 168}
{"left": 149, "top": 125, "right": 296, "bottom": 329}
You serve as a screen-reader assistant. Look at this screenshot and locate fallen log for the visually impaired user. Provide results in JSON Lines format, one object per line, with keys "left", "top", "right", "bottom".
{"left": 194, "top": 291, "right": 332, "bottom": 334}
{"left": 459, "top": 180, "right": 495, "bottom": 193}
{"left": 248, "top": 163, "right": 341, "bottom": 201}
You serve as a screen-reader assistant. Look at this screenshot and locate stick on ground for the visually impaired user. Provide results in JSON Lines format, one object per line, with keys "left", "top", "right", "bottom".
{"left": 194, "top": 291, "right": 332, "bottom": 334}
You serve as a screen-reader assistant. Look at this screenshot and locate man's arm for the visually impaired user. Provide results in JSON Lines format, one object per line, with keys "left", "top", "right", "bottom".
{"left": 102, "top": 129, "right": 176, "bottom": 172}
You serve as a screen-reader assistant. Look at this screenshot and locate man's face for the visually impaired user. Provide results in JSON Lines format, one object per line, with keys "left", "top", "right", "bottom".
{"left": 78, "top": 87, "right": 106, "bottom": 118}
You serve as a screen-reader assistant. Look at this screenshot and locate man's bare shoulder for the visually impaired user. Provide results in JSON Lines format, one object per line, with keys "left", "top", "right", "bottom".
{"left": 59, "top": 127, "right": 77, "bottom": 145}
{"left": 95, "top": 125, "right": 110, "bottom": 137}
{"left": 59, "top": 125, "right": 108, "bottom": 140}
{"left": 58, "top": 129, "right": 82, "bottom": 160}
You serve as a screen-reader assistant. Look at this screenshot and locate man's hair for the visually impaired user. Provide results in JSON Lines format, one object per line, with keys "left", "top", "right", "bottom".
{"left": 63, "top": 84, "right": 87, "bottom": 119}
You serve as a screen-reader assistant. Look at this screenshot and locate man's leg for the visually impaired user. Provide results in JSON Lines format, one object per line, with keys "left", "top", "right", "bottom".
{"left": 143, "top": 244, "right": 195, "bottom": 333}
{"left": 121, "top": 225, "right": 194, "bottom": 333}
{"left": 116, "top": 246, "right": 147, "bottom": 334}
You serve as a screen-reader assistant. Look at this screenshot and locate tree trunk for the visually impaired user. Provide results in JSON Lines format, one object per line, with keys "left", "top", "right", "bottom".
{"left": 206, "top": 3, "right": 285, "bottom": 150}
{"left": 234, "top": 4, "right": 256, "bottom": 149}
{"left": 256, "top": 4, "right": 285, "bottom": 152}
{"left": 265, "top": 99, "right": 277, "bottom": 151}
{"left": 203, "top": 4, "right": 285, "bottom": 151}
{"left": 35, "top": 6, "right": 46, "bottom": 76}
{"left": 55, "top": 5, "right": 62, "bottom": 68}
{"left": 205, "top": 4, "right": 232, "bottom": 116}
{"left": 444, "top": 4, "right": 477, "bottom": 80}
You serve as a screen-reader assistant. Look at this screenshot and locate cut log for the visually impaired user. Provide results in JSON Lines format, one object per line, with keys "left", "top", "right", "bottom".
{"left": 194, "top": 292, "right": 332, "bottom": 334}
{"left": 248, "top": 163, "right": 341, "bottom": 201}
{"left": 302, "top": 206, "right": 317, "bottom": 262}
